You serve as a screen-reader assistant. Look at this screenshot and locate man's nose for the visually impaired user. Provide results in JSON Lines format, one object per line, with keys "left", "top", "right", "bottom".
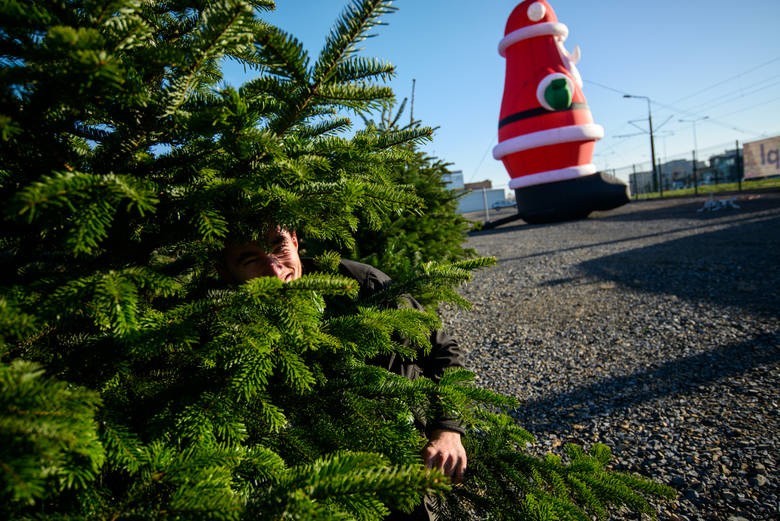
{"left": 263, "top": 256, "right": 286, "bottom": 279}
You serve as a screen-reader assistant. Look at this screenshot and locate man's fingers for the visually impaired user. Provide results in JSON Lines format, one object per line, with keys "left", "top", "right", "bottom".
{"left": 453, "top": 458, "right": 467, "bottom": 484}
{"left": 423, "top": 430, "right": 467, "bottom": 482}
{"left": 422, "top": 446, "right": 441, "bottom": 469}
{"left": 423, "top": 439, "right": 467, "bottom": 483}
{"left": 423, "top": 447, "right": 449, "bottom": 474}
{"left": 424, "top": 446, "right": 463, "bottom": 477}
{"left": 441, "top": 454, "right": 455, "bottom": 475}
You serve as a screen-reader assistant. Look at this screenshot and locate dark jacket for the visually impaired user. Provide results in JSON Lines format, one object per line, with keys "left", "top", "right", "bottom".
{"left": 304, "top": 258, "right": 465, "bottom": 435}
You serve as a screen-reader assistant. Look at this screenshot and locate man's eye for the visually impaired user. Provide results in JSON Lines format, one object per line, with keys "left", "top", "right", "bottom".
{"left": 241, "top": 257, "right": 259, "bottom": 266}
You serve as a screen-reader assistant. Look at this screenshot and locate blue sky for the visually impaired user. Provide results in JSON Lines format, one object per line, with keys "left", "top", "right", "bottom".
{"left": 224, "top": 0, "right": 780, "bottom": 189}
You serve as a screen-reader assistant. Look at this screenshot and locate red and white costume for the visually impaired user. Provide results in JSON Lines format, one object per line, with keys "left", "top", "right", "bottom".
{"left": 493, "top": 0, "right": 603, "bottom": 190}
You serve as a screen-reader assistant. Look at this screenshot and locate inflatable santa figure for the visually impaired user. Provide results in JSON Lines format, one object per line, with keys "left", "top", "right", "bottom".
{"left": 493, "top": 0, "right": 628, "bottom": 224}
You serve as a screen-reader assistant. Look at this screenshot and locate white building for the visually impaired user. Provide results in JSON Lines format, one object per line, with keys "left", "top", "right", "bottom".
{"left": 455, "top": 188, "right": 508, "bottom": 214}
{"left": 441, "top": 170, "right": 464, "bottom": 190}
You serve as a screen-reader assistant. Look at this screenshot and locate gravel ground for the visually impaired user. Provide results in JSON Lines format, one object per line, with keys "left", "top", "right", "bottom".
{"left": 441, "top": 192, "right": 780, "bottom": 520}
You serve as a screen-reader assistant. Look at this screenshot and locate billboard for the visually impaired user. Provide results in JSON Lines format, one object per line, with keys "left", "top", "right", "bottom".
{"left": 743, "top": 136, "right": 780, "bottom": 179}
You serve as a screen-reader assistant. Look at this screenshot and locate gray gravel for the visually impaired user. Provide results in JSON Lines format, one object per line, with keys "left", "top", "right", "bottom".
{"left": 442, "top": 192, "right": 780, "bottom": 520}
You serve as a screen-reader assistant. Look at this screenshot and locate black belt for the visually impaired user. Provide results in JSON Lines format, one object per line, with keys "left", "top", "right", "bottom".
{"left": 499, "top": 102, "right": 588, "bottom": 129}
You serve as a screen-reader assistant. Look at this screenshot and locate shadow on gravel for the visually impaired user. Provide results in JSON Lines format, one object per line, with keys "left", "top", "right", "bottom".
{"left": 513, "top": 335, "right": 780, "bottom": 433}
{"left": 469, "top": 222, "right": 528, "bottom": 236}
{"left": 595, "top": 199, "right": 703, "bottom": 222}
{"left": 597, "top": 191, "right": 780, "bottom": 223}
{"left": 495, "top": 210, "right": 778, "bottom": 265}
{"left": 578, "top": 211, "right": 780, "bottom": 316}
{"left": 469, "top": 192, "right": 780, "bottom": 236}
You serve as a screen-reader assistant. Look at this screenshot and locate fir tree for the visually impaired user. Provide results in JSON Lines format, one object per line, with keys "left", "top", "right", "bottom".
{"left": 350, "top": 101, "right": 475, "bottom": 285}
{"left": 1, "top": 1, "right": 674, "bottom": 519}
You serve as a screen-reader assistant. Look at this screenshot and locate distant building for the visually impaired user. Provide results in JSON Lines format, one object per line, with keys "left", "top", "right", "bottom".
{"left": 455, "top": 188, "right": 508, "bottom": 214}
{"left": 441, "top": 170, "right": 464, "bottom": 190}
{"left": 662, "top": 158, "right": 710, "bottom": 189}
{"left": 663, "top": 159, "right": 692, "bottom": 189}
{"left": 629, "top": 169, "right": 654, "bottom": 194}
{"left": 464, "top": 180, "right": 492, "bottom": 190}
{"left": 441, "top": 171, "right": 508, "bottom": 213}
{"left": 629, "top": 157, "right": 709, "bottom": 193}
{"left": 700, "top": 149, "right": 740, "bottom": 185}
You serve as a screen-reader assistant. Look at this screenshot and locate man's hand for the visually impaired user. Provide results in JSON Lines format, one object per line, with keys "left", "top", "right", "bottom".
{"left": 422, "top": 429, "right": 467, "bottom": 483}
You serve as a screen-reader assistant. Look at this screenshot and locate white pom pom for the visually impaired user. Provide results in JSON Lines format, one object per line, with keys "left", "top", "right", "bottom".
{"left": 527, "top": 2, "right": 547, "bottom": 22}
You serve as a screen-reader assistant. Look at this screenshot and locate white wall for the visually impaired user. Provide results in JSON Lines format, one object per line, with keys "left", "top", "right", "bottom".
{"left": 442, "top": 170, "right": 465, "bottom": 190}
{"left": 456, "top": 188, "right": 507, "bottom": 214}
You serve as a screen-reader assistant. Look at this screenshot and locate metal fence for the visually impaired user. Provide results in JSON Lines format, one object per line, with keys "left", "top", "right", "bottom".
{"left": 606, "top": 140, "right": 759, "bottom": 199}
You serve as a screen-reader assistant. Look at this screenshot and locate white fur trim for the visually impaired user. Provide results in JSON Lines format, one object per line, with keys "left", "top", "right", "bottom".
{"left": 508, "top": 164, "right": 597, "bottom": 189}
{"left": 493, "top": 124, "right": 604, "bottom": 160}
{"left": 499, "top": 22, "right": 568, "bottom": 56}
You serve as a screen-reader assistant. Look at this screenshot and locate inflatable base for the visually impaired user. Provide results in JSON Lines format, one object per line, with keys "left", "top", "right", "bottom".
{"left": 514, "top": 172, "right": 630, "bottom": 224}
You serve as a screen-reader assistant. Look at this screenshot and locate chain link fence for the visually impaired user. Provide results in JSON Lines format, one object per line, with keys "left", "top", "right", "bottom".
{"left": 606, "top": 139, "right": 780, "bottom": 200}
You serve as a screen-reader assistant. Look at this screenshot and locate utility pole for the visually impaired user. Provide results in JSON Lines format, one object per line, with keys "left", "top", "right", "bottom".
{"left": 679, "top": 116, "right": 708, "bottom": 193}
{"left": 624, "top": 94, "right": 659, "bottom": 195}
{"left": 736, "top": 140, "right": 742, "bottom": 191}
{"left": 482, "top": 186, "right": 490, "bottom": 223}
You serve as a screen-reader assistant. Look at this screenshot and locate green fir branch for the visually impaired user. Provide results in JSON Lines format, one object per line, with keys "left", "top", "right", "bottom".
{"left": 251, "top": 23, "right": 310, "bottom": 84}
{"left": 161, "top": 0, "right": 256, "bottom": 117}
{"left": 276, "top": 451, "right": 446, "bottom": 518}
{"left": 316, "top": 82, "right": 395, "bottom": 111}
{"left": 314, "top": 0, "right": 396, "bottom": 84}
{"left": 0, "top": 361, "right": 104, "bottom": 506}
{"left": 333, "top": 55, "right": 395, "bottom": 84}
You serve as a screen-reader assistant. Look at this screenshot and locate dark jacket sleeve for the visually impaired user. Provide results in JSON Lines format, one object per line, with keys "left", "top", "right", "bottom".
{"left": 406, "top": 295, "right": 464, "bottom": 380}
{"left": 409, "top": 297, "right": 466, "bottom": 436}
{"left": 337, "top": 259, "right": 465, "bottom": 435}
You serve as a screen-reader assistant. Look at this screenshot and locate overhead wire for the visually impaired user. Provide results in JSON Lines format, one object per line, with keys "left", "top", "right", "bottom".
{"left": 588, "top": 56, "right": 780, "bottom": 138}
{"left": 650, "top": 98, "right": 766, "bottom": 137}
{"left": 583, "top": 79, "right": 630, "bottom": 97}
{"left": 669, "top": 56, "right": 780, "bottom": 105}
{"left": 579, "top": 57, "right": 780, "bottom": 169}
{"left": 710, "top": 94, "right": 780, "bottom": 121}
{"left": 468, "top": 135, "right": 497, "bottom": 183}
{"left": 683, "top": 75, "right": 780, "bottom": 114}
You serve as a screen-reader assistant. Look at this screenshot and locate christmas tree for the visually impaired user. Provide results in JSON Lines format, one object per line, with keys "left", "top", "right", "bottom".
{"left": 1, "top": 1, "right": 674, "bottom": 519}
{"left": 349, "top": 100, "right": 475, "bottom": 287}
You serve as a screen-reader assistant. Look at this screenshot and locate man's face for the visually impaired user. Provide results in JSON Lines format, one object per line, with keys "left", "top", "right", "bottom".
{"left": 220, "top": 228, "right": 303, "bottom": 283}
